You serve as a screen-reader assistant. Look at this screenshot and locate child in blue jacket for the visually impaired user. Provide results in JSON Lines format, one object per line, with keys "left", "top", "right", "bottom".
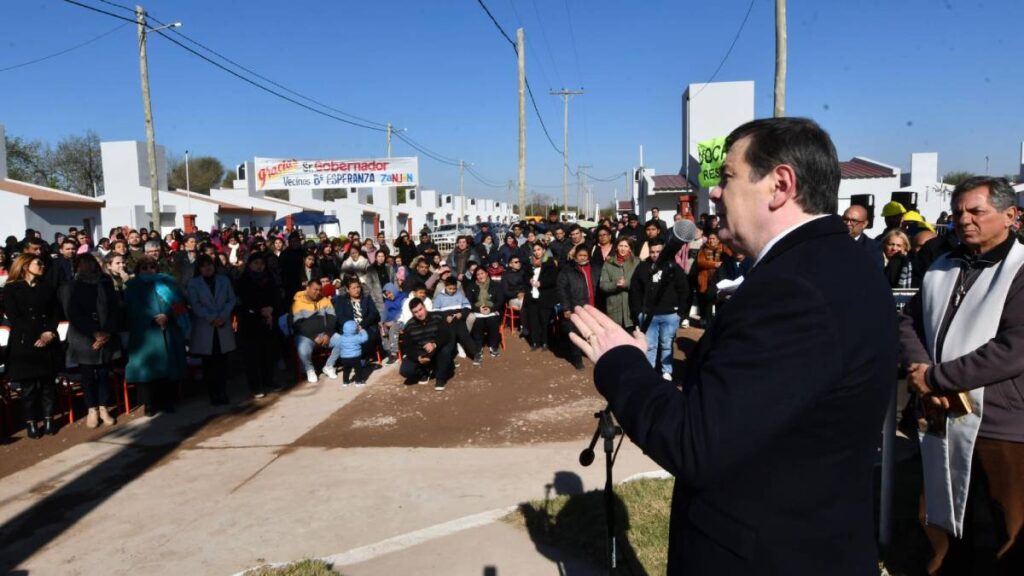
{"left": 339, "top": 320, "right": 369, "bottom": 386}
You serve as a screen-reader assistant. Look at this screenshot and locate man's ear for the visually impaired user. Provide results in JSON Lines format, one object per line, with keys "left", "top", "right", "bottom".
{"left": 769, "top": 164, "right": 798, "bottom": 210}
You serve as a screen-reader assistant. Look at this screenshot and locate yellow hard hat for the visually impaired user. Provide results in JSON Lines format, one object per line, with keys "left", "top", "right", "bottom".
{"left": 880, "top": 201, "right": 907, "bottom": 218}
{"left": 902, "top": 210, "right": 936, "bottom": 232}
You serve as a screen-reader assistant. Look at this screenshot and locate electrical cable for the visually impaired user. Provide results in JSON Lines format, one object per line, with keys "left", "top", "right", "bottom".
{"left": 476, "top": 0, "right": 564, "bottom": 156}
{"left": 0, "top": 22, "right": 129, "bottom": 73}
{"left": 690, "top": 0, "right": 758, "bottom": 100}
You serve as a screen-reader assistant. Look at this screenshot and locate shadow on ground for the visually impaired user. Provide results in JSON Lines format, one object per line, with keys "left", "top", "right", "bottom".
{"left": 0, "top": 357, "right": 286, "bottom": 574}
{"left": 518, "top": 471, "right": 649, "bottom": 576}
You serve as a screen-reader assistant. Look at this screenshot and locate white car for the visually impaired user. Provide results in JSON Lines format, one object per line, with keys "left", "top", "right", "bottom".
{"left": 430, "top": 224, "right": 472, "bottom": 254}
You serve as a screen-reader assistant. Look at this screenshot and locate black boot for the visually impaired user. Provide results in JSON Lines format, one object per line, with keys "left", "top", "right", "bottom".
{"left": 43, "top": 417, "right": 58, "bottom": 436}
{"left": 25, "top": 421, "right": 41, "bottom": 439}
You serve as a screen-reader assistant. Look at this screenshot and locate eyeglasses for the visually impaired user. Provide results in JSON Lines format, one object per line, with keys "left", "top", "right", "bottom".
{"left": 841, "top": 217, "right": 866, "bottom": 224}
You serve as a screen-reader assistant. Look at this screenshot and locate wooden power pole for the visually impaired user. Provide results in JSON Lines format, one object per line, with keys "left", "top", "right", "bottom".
{"left": 137, "top": 5, "right": 160, "bottom": 232}
{"left": 517, "top": 28, "right": 526, "bottom": 219}
{"left": 551, "top": 89, "right": 583, "bottom": 211}
{"left": 774, "top": 0, "right": 787, "bottom": 118}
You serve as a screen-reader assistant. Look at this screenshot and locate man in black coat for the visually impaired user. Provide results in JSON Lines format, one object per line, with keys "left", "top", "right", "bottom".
{"left": 567, "top": 117, "right": 896, "bottom": 575}
{"left": 400, "top": 297, "right": 456, "bottom": 390}
{"left": 842, "top": 204, "right": 883, "bottom": 268}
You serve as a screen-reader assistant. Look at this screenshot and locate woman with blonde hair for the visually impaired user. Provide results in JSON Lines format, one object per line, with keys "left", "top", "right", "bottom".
{"left": 881, "top": 229, "right": 913, "bottom": 288}
{"left": 5, "top": 254, "right": 62, "bottom": 437}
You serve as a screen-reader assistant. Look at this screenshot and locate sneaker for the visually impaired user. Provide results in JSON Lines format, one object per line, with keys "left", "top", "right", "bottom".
{"left": 254, "top": 391, "right": 267, "bottom": 399}
{"left": 417, "top": 375, "right": 430, "bottom": 384}
{"left": 354, "top": 380, "right": 366, "bottom": 387}
{"left": 680, "top": 319, "right": 690, "bottom": 329}
{"left": 341, "top": 380, "right": 351, "bottom": 387}
{"left": 662, "top": 372, "right": 673, "bottom": 382}
{"left": 472, "top": 352, "right": 483, "bottom": 366}
{"left": 386, "top": 354, "right": 398, "bottom": 365}
{"left": 457, "top": 345, "right": 467, "bottom": 359}
{"left": 490, "top": 347, "right": 501, "bottom": 358}
{"left": 324, "top": 366, "right": 338, "bottom": 380}
{"left": 434, "top": 379, "right": 447, "bottom": 391}
{"left": 306, "top": 369, "right": 318, "bottom": 384}
{"left": 86, "top": 408, "right": 99, "bottom": 429}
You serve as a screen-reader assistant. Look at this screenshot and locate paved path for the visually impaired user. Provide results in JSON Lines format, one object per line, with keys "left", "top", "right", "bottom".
{"left": 0, "top": 366, "right": 662, "bottom": 575}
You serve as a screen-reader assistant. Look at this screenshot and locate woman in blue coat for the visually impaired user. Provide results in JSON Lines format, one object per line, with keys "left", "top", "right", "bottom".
{"left": 124, "top": 256, "right": 187, "bottom": 416}
{"left": 186, "top": 254, "right": 238, "bottom": 405}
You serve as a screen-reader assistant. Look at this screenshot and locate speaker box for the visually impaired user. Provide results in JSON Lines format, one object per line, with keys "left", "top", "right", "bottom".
{"left": 850, "top": 194, "right": 876, "bottom": 228}
{"left": 891, "top": 191, "right": 918, "bottom": 212}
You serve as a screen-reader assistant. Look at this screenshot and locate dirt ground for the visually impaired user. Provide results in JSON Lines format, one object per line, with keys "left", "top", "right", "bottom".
{"left": 1, "top": 328, "right": 703, "bottom": 478}
{"left": 0, "top": 356, "right": 290, "bottom": 481}
{"left": 295, "top": 327, "right": 703, "bottom": 449}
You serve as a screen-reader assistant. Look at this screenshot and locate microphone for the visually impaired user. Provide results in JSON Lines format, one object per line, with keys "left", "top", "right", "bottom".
{"left": 655, "top": 219, "right": 698, "bottom": 268}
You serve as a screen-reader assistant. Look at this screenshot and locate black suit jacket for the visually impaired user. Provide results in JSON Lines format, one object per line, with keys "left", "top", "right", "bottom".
{"left": 595, "top": 216, "right": 895, "bottom": 575}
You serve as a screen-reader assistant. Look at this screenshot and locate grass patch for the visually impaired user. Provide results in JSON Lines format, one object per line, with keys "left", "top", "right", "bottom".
{"left": 244, "top": 559, "right": 338, "bottom": 576}
{"left": 506, "top": 477, "right": 673, "bottom": 575}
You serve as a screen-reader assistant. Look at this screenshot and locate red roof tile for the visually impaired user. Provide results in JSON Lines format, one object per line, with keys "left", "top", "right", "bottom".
{"left": 616, "top": 200, "right": 634, "bottom": 211}
{"left": 0, "top": 178, "right": 105, "bottom": 208}
{"left": 840, "top": 158, "right": 895, "bottom": 179}
{"left": 651, "top": 174, "right": 694, "bottom": 191}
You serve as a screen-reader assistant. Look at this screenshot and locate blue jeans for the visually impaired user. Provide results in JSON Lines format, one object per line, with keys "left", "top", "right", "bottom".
{"left": 642, "top": 313, "right": 678, "bottom": 375}
{"left": 295, "top": 334, "right": 343, "bottom": 372}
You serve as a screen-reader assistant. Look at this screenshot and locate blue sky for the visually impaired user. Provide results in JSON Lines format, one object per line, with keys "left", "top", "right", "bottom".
{"left": 2, "top": 0, "right": 1022, "bottom": 207}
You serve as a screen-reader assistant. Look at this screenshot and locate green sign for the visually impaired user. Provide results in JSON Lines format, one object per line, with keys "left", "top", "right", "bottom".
{"left": 697, "top": 136, "right": 727, "bottom": 188}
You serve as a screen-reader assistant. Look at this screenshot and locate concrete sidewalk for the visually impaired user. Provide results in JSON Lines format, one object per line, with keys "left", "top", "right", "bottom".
{"left": 0, "top": 365, "right": 662, "bottom": 575}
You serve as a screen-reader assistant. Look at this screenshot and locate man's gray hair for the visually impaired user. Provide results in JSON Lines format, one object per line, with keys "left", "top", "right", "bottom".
{"left": 144, "top": 240, "right": 162, "bottom": 252}
{"left": 951, "top": 176, "right": 1017, "bottom": 211}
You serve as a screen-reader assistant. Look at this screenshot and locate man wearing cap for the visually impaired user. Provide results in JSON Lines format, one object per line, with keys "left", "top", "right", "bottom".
{"left": 876, "top": 200, "right": 907, "bottom": 241}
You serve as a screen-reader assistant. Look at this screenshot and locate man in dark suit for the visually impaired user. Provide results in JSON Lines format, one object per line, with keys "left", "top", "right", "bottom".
{"left": 568, "top": 117, "right": 896, "bottom": 575}
{"left": 843, "top": 204, "right": 884, "bottom": 268}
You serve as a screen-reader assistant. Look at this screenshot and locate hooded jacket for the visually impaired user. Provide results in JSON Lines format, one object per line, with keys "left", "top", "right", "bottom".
{"left": 382, "top": 282, "right": 407, "bottom": 323}
{"left": 340, "top": 320, "right": 369, "bottom": 359}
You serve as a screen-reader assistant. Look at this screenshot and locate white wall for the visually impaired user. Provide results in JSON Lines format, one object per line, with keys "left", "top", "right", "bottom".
{"left": 25, "top": 206, "right": 103, "bottom": 242}
{"left": 99, "top": 141, "right": 167, "bottom": 202}
{"left": 681, "top": 81, "right": 755, "bottom": 217}
{"left": 0, "top": 192, "right": 28, "bottom": 238}
{"left": 837, "top": 174, "right": 902, "bottom": 237}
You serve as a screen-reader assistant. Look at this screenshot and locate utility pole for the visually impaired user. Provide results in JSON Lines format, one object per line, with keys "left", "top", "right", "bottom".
{"left": 774, "top": 0, "right": 787, "bottom": 118}
{"left": 185, "top": 148, "right": 191, "bottom": 215}
{"left": 459, "top": 160, "right": 465, "bottom": 225}
{"left": 551, "top": 89, "right": 583, "bottom": 211}
{"left": 136, "top": 6, "right": 180, "bottom": 233}
{"left": 517, "top": 28, "right": 526, "bottom": 219}
{"left": 577, "top": 164, "right": 591, "bottom": 219}
{"left": 386, "top": 122, "right": 393, "bottom": 243}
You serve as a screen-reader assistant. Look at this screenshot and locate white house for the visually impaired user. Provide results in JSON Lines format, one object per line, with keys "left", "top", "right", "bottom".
{"left": 0, "top": 124, "right": 105, "bottom": 241}
{"left": 99, "top": 141, "right": 274, "bottom": 234}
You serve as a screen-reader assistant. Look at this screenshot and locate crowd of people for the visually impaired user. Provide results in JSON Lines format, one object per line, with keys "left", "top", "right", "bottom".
{"left": 0, "top": 208, "right": 720, "bottom": 438}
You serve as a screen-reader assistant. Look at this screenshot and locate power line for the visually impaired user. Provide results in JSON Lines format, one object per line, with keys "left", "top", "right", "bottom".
{"left": 0, "top": 22, "right": 129, "bottom": 73}
{"left": 145, "top": 14, "right": 388, "bottom": 129}
{"left": 94, "top": 0, "right": 135, "bottom": 13}
{"left": 60, "top": 0, "right": 513, "bottom": 191}
{"left": 691, "top": 0, "right": 759, "bottom": 100}
{"left": 475, "top": 0, "right": 565, "bottom": 154}
{"left": 466, "top": 166, "right": 506, "bottom": 188}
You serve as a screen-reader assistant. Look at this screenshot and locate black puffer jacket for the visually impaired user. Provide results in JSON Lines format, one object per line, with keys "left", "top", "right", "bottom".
{"left": 401, "top": 312, "right": 452, "bottom": 358}
{"left": 557, "top": 262, "right": 595, "bottom": 311}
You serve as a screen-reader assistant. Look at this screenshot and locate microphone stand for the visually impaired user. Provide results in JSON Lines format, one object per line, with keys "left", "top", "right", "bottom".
{"left": 579, "top": 407, "right": 624, "bottom": 573}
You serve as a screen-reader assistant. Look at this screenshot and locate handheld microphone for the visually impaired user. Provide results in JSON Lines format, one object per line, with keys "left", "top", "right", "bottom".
{"left": 655, "top": 219, "right": 698, "bottom": 268}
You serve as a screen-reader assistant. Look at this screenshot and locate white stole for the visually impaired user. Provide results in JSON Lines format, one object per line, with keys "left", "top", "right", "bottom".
{"left": 919, "top": 240, "right": 1024, "bottom": 536}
